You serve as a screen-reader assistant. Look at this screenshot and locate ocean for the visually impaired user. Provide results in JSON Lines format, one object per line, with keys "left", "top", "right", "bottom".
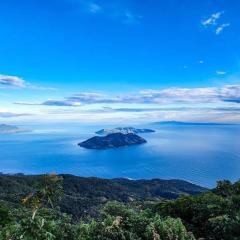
{"left": 0, "top": 123, "right": 239, "bottom": 188}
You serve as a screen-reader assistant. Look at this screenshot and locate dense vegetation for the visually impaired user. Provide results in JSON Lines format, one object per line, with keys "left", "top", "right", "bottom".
{"left": 0, "top": 174, "right": 206, "bottom": 219}
{"left": 0, "top": 174, "right": 240, "bottom": 239}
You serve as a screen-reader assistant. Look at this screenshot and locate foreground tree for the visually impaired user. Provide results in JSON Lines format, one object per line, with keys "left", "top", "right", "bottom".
{"left": 0, "top": 174, "right": 69, "bottom": 240}
{"left": 76, "top": 202, "right": 195, "bottom": 240}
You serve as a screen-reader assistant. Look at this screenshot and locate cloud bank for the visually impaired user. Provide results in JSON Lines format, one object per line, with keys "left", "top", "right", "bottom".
{"left": 16, "top": 85, "right": 240, "bottom": 107}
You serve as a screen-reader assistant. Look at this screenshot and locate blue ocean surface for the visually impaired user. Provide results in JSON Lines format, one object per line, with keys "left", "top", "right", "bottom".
{"left": 0, "top": 123, "right": 239, "bottom": 188}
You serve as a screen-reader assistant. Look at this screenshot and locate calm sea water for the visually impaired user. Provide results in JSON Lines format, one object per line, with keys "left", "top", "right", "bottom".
{"left": 0, "top": 123, "right": 239, "bottom": 188}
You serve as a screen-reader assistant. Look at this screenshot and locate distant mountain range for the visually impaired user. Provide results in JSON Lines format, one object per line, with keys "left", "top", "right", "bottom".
{"left": 0, "top": 124, "right": 28, "bottom": 134}
{"left": 152, "top": 121, "right": 238, "bottom": 126}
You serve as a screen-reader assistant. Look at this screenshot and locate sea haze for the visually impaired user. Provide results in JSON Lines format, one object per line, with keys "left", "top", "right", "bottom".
{"left": 0, "top": 123, "right": 239, "bottom": 188}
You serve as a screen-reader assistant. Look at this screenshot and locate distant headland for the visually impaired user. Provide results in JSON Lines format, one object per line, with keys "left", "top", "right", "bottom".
{"left": 0, "top": 124, "right": 29, "bottom": 134}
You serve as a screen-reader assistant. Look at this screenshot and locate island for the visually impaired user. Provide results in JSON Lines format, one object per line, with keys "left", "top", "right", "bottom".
{"left": 0, "top": 124, "right": 27, "bottom": 134}
{"left": 78, "top": 132, "right": 147, "bottom": 149}
{"left": 95, "top": 127, "right": 155, "bottom": 135}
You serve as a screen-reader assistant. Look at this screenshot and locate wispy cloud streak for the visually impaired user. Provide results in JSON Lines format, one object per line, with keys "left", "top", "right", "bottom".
{"left": 0, "top": 74, "right": 26, "bottom": 88}
{"left": 0, "top": 73, "right": 56, "bottom": 90}
{"left": 202, "top": 12, "right": 222, "bottom": 26}
{"left": 0, "top": 111, "right": 31, "bottom": 118}
{"left": 201, "top": 11, "right": 230, "bottom": 35}
{"left": 216, "top": 23, "right": 230, "bottom": 35}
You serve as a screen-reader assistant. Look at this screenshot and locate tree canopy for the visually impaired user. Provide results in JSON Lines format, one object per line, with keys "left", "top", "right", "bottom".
{"left": 0, "top": 175, "right": 240, "bottom": 240}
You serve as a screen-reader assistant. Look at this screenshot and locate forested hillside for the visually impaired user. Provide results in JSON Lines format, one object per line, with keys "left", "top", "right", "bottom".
{"left": 0, "top": 174, "right": 206, "bottom": 218}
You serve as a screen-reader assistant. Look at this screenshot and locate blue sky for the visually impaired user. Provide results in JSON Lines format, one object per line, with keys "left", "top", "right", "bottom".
{"left": 0, "top": 0, "right": 240, "bottom": 123}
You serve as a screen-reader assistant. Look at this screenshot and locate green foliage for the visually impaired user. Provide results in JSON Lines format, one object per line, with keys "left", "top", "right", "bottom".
{"left": 152, "top": 180, "right": 240, "bottom": 239}
{"left": 1, "top": 175, "right": 240, "bottom": 240}
{"left": 146, "top": 216, "right": 195, "bottom": 240}
{"left": 22, "top": 174, "right": 63, "bottom": 210}
{"left": 76, "top": 202, "right": 194, "bottom": 240}
{"left": 0, "top": 205, "right": 12, "bottom": 227}
{"left": 0, "top": 174, "right": 73, "bottom": 240}
{"left": 0, "top": 210, "right": 76, "bottom": 240}
{"left": 0, "top": 174, "right": 206, "bottom": 219}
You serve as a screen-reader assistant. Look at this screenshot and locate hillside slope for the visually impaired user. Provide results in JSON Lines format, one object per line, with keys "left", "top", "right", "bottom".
{"left": 0, "top": 174, "right": 207, "bottom": 218}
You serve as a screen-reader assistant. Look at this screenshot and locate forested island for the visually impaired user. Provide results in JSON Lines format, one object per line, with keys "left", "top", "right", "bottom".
{"left": 79, "top": 133, "right": 147, "bottom": 149}
{"left": 0, "top": 174, "right": 239, "bottom": 239}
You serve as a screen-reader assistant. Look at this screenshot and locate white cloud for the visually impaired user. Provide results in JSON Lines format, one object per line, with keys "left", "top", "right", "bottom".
{"left": 202, "top": 12, "right": 222, "bottom": 26}
{"left": 0, "top": 74, "right": 26, "bottom": 88}
{"left": 201, "top": 11, "right": 230, "bottom": 35}
{"left": 216, "top": 71, "right": 227, "bottom": 75}
{"left": 123, "top": 10, "right": 142, "bottom": 24}
{"left": 0, "top": 73, "right": 56, "bottom": 90}
{"left": 71, "top": 92, "right": 124, "bottom": 104}
{"left": 215, "top": 23, "right": 230, "bottom": 35}
{"left": 199, "top": 60, "right": 204, "bottom": 64}
{"left": 43, "top": 99, "right": 82, "bottom": 106}
{"left": 31, "top": 104, "right": 240, "bottom": 124}
{"left": 138, "top": 87, "right": 219, "bottom": 103}
{"left": 81, "top": 2, "right": 141, "bottom": 25}
{"left": 220, "top": 85, "right": 240, "bottom": 103}
{"left": 88, "top": 2, "right": 102, "bottom": 13}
